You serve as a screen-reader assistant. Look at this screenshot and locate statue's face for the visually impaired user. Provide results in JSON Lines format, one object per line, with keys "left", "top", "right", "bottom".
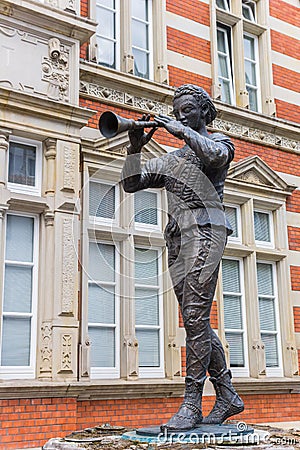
{"left": 173, "top": 94, "right": 205, "bottom": 131}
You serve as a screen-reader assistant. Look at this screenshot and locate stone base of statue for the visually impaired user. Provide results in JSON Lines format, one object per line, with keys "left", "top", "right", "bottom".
{"left": 122, "top": 423, "right": 259, "bottom": 445}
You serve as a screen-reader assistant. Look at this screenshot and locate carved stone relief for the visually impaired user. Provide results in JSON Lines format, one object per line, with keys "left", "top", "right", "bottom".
{"left": 0, "top": 21, "right": 71, "bottom": 102}
{"left": 80, "top": 81, "right": 173, "bottom": 116}
{"left": 40, "top": 322, "right": 53, "bottom": 375}
{"left": 59, "top": 334, "right": 73, "bottom": 373}
{"left": 62, "top": 145, "right": 75, "bottom": 191}
{"left": 61, "top": 218, "right": 76, "bottom": 315}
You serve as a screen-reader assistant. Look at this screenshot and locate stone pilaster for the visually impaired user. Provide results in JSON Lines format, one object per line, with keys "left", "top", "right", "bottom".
{"left": 44, "top": 138, "right": 57, "bottom": 196}
{"left": 0, "top": 129, "right": 11, "bottom": 187}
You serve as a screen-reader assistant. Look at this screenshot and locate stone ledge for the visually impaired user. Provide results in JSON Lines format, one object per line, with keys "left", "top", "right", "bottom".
{"left": 1, "top": 377, "right": 300, "bottom": 400}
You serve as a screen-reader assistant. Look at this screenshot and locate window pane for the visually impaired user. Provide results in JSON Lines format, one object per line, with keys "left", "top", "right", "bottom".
{"left": 261, "top": 333, "right": 279, "bottom": 367}
{"left": 132, "top": 47, "right": 149, "bottom": 79}
{"left": 135, "top": 191, "right": 158, "bottom": 225}
{"left": 89, "top": 181, "right": 116, "bottom": 219}
{"left": 220, "top": 79, "right": 232, "bottom": 104}
{"left": 135, "top": 288, "right": 159, "bottom": 326}
{"left": 257, "top": 263, "right": 274, "bottom": 296}
{"left": 218, "top": 55, "right": 229, "bottom": 78}
{"left": 88, "top": 284, "right": 115, "bottom": 324}
{"left": 4, "top": 266, "right": 32, "bottom": 313}
{"left": 98, "top": 0, "right": 114, "bottom": 7}
{"left": 1, "top": 317, "right": 31, "bottom": 366}
{"left": 259, "top": 297, "right": 276, "bottom": 331}
{"left": 89, "top": 242, "right": 115, "bottom": 282}
{"left": 254, "top": 211, "right": 270, "bottom": 242}
{"left": 245, "top": 60, "right": 257, "bottom": 86}
{"left": 8, "top": 142, "right": 36, "bottom": 186}
{"left": 132, "top": 0, "right": 148, "bottom": 20}
{"left": 96, "top": 39, "right": 116, "bottom": 68}
{"left": 133, "top": 27, "right": 149, "bottom": 50}
{"left": 136, "top": 329, "right": 160, "bottom": 367}
{"left": 222, "top": 259, "right": 240, "bottom": 293}
{"left": 225, "top": 206, "right": 238, "bottom": 238}
{"left": 96, "top": 7, "right": 115, "bottom": 38}
{"left": 89, "top": 326, "right": 115, "bottom": 367}
{"left": 6, "top": 215, "right": 34, "bottom": 262}
{"left": 217, "top": 29, "right": 226, "bottom": 53}
{"left": 224, "top": 295, "right": 242, "bottom": 329}
{"left": 244, "top": 35, "right": 255, "bottom": 60}
{"left": 225, "top": 332, "right": 244, "bottom": 367}
{"left": 216, "top": 0, "right": 229, "bottom": 9}
{"left": 135, "top": 248, "right": 158, "bottom": 285}
{"left": 247, "top": 86, "right": 258, "bottom": 111}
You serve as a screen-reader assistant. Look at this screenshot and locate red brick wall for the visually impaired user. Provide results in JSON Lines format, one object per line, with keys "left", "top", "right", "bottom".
{"left": 287, "top": 191, "right": 300, "bottom": 214}
{"left": 0, "top": 398, "right": 76, "bottom": 449}
{"left": 273, "top": 65, "right": 300, "bottom": 94}
{"left": 293, "top": 306, "right": 300, "bottom": 333}
{"left": 291, "top": 266, "right": 300, "bottom": 291}
{"left": 210, "top": 300, "right": 218, "bottom": 329}
{"left": 2, "top": 393, "right": 300, "bottom": 448}
{"left": 167, "top": 27, "right": 211, "bottom": 63}
{"left": 271, "top": 30, "right": 300, "bottom": 60}
{"left": 166, "top": 0, "right": 210, "bottom": 26}
{"left": 275, "top": 99, "right": 300, "bottom": 124}
{"left": 270, "top": 0, "right": 300, "bottom": 28}
{"left": 288, "top": 227, "right": 300, "bottom": 251}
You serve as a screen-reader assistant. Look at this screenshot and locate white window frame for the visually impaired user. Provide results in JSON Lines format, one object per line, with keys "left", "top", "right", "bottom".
{"left": 131, "top": 0, "right": 154, "bottom": 80}
{"left": 0, "top": 212, "right": 39, "bottom": 379}
{"left": 134, "top": 188, "right": 162, "bottom": 232}
{"left": 257, "top": 260, "right": 283, "bottom": 377}
{"left": 224, "top": 203, "right": 242, "bottom": 243}
{"left": 95, "top": 0, "right": 120, "bottom": 70}
{"left": 89, "top": 239, "right": 121, "bottom": 379}
{"left": 243, "top": 32, "right": 261, "bottom": 113}
{"left": 242, "top": 0, "right": 256, "bottom": 22}
{"left": 217, "top": 25, "right": 235, "bottom": 106}
{"left": 88, "top": 178, "right": 120, "bottom": 227}
{"left": 254, "top": 208, "right": 274, "bottom": 248}
{"left": 135, "top": 245, "right": 165, "bottom": 378}
{"left": 222, "top": 256, "right": 249, "bottom": 377}
{"left": 7, "top": 136, "right": 42, "bottom": 196}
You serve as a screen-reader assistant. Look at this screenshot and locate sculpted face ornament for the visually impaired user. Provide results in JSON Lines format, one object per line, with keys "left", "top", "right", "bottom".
{"left": 100, "top": 84, "right": 244, "bottom": 431}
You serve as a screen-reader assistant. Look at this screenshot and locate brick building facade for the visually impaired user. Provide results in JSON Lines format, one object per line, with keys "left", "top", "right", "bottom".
{"left": 0, "top": 0, "right": 299, "bottom": 448}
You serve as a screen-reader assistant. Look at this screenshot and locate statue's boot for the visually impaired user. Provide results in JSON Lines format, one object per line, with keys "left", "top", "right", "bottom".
{"left": 161, "top": 377, "right": 204, "bottom": 431}
{"left": 202, "top": 369, "right": 244, "bottom": 424}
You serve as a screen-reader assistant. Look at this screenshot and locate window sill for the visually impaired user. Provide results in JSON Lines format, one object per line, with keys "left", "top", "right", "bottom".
{"left": 1, "top": 377, "right": 300, "bottom": 400}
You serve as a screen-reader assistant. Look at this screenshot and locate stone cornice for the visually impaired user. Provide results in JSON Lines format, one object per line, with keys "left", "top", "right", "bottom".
{"left": 1, "top": 377, "right": 300, "bottom": 399}
{"left": 79, "top": 65, "right": 300, "bottom": 155}
{"left": 0, "top": 0, "right": 96, "bottom": 44}
{"left": 0, "top": 87, "right": 94, "bottom": 140}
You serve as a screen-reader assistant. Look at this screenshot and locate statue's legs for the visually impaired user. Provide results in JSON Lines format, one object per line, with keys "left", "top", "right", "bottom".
{"left": 163, "top": 225, "right": 243, "bottom": 429}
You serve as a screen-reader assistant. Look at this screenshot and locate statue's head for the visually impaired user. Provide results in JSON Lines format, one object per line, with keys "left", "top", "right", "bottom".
{"left": 173, "top": 84, "right": 217, "bottom": 126}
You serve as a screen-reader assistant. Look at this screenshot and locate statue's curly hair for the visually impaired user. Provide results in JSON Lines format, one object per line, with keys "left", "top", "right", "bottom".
{"left": 173, "top": 84, "right": 217, "bottom": 125}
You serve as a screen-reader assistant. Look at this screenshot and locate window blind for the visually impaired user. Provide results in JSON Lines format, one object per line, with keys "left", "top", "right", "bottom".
{"left": 134, "top": 190, "right": 158, "bottom": 225}
{"left": 225, "top": 206, "right": 238, "bottom": 238}
{"left": 89, "top": 181, "right": 115, "bottom": 219}
{"left": 254, "top": 211, "right": 271, "bottom": 242}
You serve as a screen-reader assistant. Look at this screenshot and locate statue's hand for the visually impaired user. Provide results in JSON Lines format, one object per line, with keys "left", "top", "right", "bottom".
{"left": 128, "top": 114, "right": 157, "bottom": 153}
{"left": 154, "top": 114, "right": 185, "bottom": 139}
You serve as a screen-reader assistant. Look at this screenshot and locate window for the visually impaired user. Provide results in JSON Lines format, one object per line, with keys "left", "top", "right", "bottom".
{"left": 88, "top": 241, "right": 120, "bottom": 378}
{"left": 244, "top": 34, "right": 260, "bottom": 112}
{"left": 254, "top": 210, "right": 273, "bottom": 246}
{"left": 131, "top": 0, "right": 153, "bottom": 79}
{"left": 135, "top": 247, "right": 164, "bottom": 377}
{"left": 134, "top": 190, "right": 159, "bottom": 228}
{"left": 217, "top": 26, "right": 234, "bottom": 105}
{"left": 257, "top": 262, "right": 282, "bottom": 375}
{"left": 90, "top": 0, "right": 167, "bottom": 82}
{"left": 222, "top": 258, "right": 248, "bottom": 375}
{"left": 7, "top": 137, "right": 41, "bottom": 195}
{"left": 1, "top": 214, "right": 38, "bottom": 379}
{"left": 213, "top": 0, "right": 274, "bottom": 114}
{"left": 95, "top": 0, "right": 119, "bottom": 69}
{"left": 83, "top": 169, "right": 166, "bottom": 380}
{"left": 242, "top": 0, "right": 256, "bottom": 21}
{"left": 225, "top": 204, "right": 241, "bottom": 241}
{"left": 89, "top": 179, "right": 117, "bottom": 222}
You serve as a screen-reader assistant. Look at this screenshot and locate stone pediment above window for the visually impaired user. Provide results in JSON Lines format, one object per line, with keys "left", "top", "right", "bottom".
{"left": 81, "top": 130, "right": 168, "bottom": 164}
{"left": 226, "top": 155, "right": 296, "bottom": 198}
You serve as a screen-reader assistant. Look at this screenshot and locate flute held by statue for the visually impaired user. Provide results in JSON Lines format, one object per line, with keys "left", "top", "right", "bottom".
{"left": 99, "top": 111, "right": 160, "bottom": 138}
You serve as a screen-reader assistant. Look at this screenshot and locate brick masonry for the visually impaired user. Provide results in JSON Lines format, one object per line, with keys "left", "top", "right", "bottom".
{"left": 2, "top": 394, "right": 300, "bottom": 449}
